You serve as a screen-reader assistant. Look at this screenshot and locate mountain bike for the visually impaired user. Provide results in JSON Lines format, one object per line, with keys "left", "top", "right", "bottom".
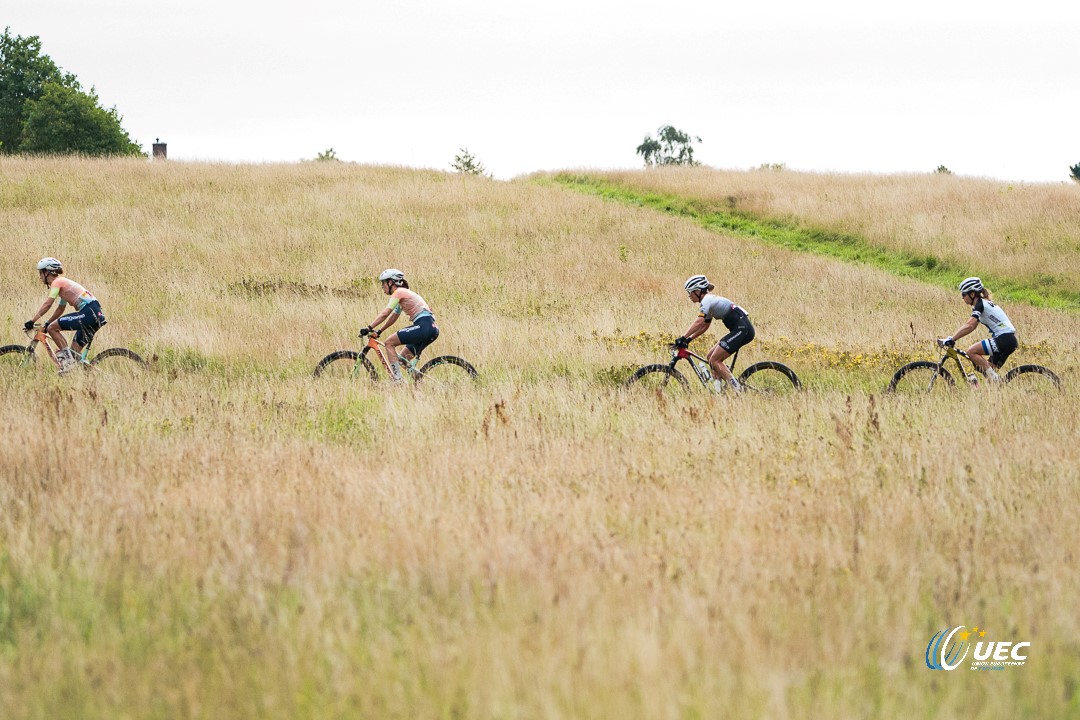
{"left": 887, "top": 340, "right": 1061, "bottom": 394}
{"left": 313, "top": 328, "right": 478, "bottom": 387}
{"left": 625, "top": 344, "right": 800, "bottom": 394}
{"left": 0, "top": 324, "right": 148, "bottom": 376}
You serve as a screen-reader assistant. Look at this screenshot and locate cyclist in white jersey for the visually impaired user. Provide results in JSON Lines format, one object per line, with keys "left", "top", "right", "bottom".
{"left": 674, "top": 275, "right": 756, "bottom": 393}
{"left": 939, "top": 277, "right": 1018, "bottom": 381}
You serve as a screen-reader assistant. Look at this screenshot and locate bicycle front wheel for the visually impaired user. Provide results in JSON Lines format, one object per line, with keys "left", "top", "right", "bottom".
{"left": 1004, "top": 364, "right": 1062, "bottom": 393}
{"left": 89, "top": 348, "right": 149, "bottom": 378}
{"left": 625, "top": 365, "right": 690, "bottom": 394}
{"left": 738, "top": 361, "right": 800, "bottom": 395}
{"left": 0, "top": 345, "right": 31, "bottom": 367}
{"left": 888, "top": 361, "right": 954, "bottom": 394}
{"left": 313, "top": 351, "right": 378, "bottom": 381}
{"left": 415, "top": 356, "right": 478, "bottom": 388}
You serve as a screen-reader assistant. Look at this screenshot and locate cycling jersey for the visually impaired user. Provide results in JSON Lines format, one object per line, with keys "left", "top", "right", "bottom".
{"left": 699, "top": 294, "right": 749, "bottom": 330}
{"left": 49, "top": 277, "right": 96, "bottom": 311}
{"left": 386, "top": 287, "right": 433, "bottom": 322}
{"left": 971, "top": 298, "right": 1015, "bottom": 338}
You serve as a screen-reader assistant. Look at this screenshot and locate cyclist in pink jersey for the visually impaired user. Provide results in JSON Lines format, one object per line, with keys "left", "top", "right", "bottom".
{"left": 362, "top": 269, "right": 439, "bottom": 381}
{"left": 24, "top": 257, "right": 107, "bottom": 373}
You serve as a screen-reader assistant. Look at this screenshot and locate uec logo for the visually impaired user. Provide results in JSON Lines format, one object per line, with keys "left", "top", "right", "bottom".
{"left": 926, "top": 626, "right": 971, "bottom": 670}
{"left": 926, "top": 626, "right": 1030, "bottom": 670}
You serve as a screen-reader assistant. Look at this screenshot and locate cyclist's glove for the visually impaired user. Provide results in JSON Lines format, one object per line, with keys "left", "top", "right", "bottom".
{"left": 23, "top": 320, "right": 35, "bottom": 330}
{"left": 360, "top": 326, "right": 373, "bottom": 337}
{"left": 939, "top": 337, "right": 955, "bottom": 347}
{"left": 674, "top": 336, "right": 690, "bottom": 349}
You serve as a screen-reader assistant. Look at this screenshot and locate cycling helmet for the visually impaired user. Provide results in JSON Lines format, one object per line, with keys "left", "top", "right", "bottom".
{"left": 684, "top": 275, "right": 710, "bottom": 294}
{"left": 37, "top": 257, "right": 63, "bottom": 273}
{"left": 378, "top": 268, "right": 405, "bottom": 286}
{"left": 958, "top": 277, "right": 983, "bottom": 295}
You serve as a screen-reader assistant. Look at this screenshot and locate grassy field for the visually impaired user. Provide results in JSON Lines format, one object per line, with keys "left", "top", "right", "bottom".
{"left": 1, "top": 158, "right": 1078, "bottom": 718}
{"left": 562, "top": 168, "right": 1080, "bottom": 311}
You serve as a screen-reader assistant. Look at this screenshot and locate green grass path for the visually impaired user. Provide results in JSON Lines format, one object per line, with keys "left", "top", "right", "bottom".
{"left": 549, "top": 173, "right": 1080, "bottom": 313}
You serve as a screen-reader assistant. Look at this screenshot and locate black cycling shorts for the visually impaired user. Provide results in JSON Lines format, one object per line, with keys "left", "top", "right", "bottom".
{"left": 717, "top": 318, "right": 755, "bottom": 353}
{"left": 56, "top": 300, "right": 107, "bottom": 348}
{"left": 981, "top": 333, "right": 1017, "bottom": 369}
{"left": 397, "top": 315, "right": 439, "bottom": 358}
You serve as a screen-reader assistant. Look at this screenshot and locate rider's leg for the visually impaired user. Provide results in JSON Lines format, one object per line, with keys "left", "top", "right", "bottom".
{"left": 46, "top": 321, "right": 69, "bottom": 351}
{"left": 707, "top": 344, "right": 735, "bottom": 382}
{"left": 383, "top": 333, "right": 406, "bottom": 380}
{"left": 966, "top": 341, "right": 1000, "bottom": 379}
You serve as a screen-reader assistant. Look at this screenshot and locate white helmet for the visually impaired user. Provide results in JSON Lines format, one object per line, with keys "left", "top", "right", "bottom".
{"left": 378, "top": 268, "right": 405, "bottom": 286}
{"left": 684, "top": 275, "right": 710, "bottom": 294}
{"left": 37, "top": 257, "right": 63, "bottom": 273}
{"left": 958, "top": 277, "right": 983, "bottom": 295}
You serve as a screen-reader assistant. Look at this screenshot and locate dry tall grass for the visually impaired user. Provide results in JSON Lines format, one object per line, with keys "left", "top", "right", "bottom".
{"left": 590, "top": 167, "right": 1080, "bottom": 296}
{"left": 1, "top": 158, "right": 1078, "bottom": 719}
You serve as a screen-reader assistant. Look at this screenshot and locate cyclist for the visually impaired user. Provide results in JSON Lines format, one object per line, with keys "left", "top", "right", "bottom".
{"left": 362, "top": 269, "right": 438, "bottom": 381}
{"left": 939, "top": 277, "right": 1017, "bottom": 382}
{"left": 24, "top": 257, "right": 107, "bottom": 374}
{"left": 674, "top": 275, "right": 755, "bottom": 393}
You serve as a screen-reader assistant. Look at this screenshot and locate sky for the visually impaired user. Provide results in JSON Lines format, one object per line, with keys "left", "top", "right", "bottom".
{"left": 6, "top": 0, "right": 1080, "bottom": 182}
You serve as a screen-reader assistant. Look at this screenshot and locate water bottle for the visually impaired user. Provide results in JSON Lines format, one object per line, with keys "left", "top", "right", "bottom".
{"left": 695, "top": 359, "right": 712, "bottom": 381}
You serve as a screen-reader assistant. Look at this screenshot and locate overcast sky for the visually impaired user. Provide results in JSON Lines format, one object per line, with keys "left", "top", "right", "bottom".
{"left": 6, "top": 1, "right": 1079, "bottom": 181}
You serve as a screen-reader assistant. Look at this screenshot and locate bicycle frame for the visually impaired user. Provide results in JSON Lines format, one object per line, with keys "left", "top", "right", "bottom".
{"left": 21, "top": 326, "right": 90, "bottom": 370}
{"left": 358, "top": 333, "right": 415, "bottom": 379}
{"left": 670, "top": 346, "right": 740, "bottom": 386}
{"left": 931, "top": 345, "right": 975, "bottom": 389}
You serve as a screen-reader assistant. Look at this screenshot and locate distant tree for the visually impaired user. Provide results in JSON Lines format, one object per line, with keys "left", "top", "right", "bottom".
{"left": 636, "top": 125, "right": 701, "bottom": 167}
{"left": 20, "top": 82, "right": 143, "bottom": 156}
{"left": 451, "top": 147, "right": 488, "bottom": 176}
{"left": 1070, "top": 162, "right": 1080, "bottom": 184}
{"left": 316, "top": 148, "right": 338, "bottom": 161}
{"left": 0, "top": 27, "right": 141, "bottom": 156}
{"left": 758, "top": 162, "right": 786, "bottom": 171}
{"left": 0, "top": 27, "right": 78, "bottom": 153}
{"left": 935, "top": 165, "right": 953, "bottom": 175}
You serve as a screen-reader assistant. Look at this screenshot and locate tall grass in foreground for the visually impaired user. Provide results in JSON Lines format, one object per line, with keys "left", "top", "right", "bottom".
{"left": 1, "top": 158, "right": 1079, "bottom": 718}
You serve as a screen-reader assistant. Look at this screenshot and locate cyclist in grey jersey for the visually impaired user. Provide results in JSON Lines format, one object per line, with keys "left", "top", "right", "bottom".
{"left": 939, "top": 277, "right": 1018, "bottom": 381}
{"left": 674, "top": 275, "right": 756, "bottom": 393}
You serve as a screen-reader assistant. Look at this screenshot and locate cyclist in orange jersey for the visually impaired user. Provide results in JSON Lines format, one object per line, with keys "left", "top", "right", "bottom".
{"left": 363, "top": 269, "right": 439, "bottom": 381}
{"left": 24, "top": 257, "right": 107, "bottom": 373}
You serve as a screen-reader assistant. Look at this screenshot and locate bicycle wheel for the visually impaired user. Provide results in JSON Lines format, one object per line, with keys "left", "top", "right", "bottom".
{"left": 888, "top": 361, "right": 955, "bottom": 394}
{"left": 89, "top": 348, "right": 149, "bottom": 378}
{"left": 313, "top": 351, "right": 379, "bottom": 381}
{"left": 625, "top": 365, "right": 691, "bottom": 394}
{"left": 0, "top": 345, "right": 31, "bottom": 370}
{"left": 738, "top": 361, "right": 800, "bottom": 394}
{"left": 414, "top": 355, "right": 478, "bottom": 388}
{"left": 1004, "top": 364, "right": 1062, "bottom": 393}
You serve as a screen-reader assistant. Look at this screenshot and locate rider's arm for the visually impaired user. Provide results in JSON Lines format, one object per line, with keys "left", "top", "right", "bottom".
{"left": 683, "top": 317, "right": 710, "bottom": 341}
{"left": 29, "top": 297, "right": 56, "bottom": 324}
{"left": 948, "top": 317, "right": 979, "bottom": 343}
{"left": 374, "top": 312, "right": 399, "bottom": 334}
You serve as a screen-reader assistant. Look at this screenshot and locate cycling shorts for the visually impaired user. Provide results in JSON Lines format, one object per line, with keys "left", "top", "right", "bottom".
{"left": 717, "top": 316, "right": 755, "bottom": 353}
{"left": 981, "top": 332, "right": 1017, "bottom": 369}
{"left": 55, "top": 300, "right": 107, "bottom": 348}
{"left": 397, "top": 315, "right": 439, "bottom": 358}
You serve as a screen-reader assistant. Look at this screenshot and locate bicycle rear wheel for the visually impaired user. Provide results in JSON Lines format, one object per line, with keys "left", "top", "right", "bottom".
{"left": 90, "top": 348, "right": 149, "bottom": 378}
{"left": 1004, "top": 364, "right": 1062, "bottom": 393}
{"left": 625, "top": 365, "right": 690, "bottom": 394}
{"left": 414, "top": 355, "right": 478, "bottom": 388}
{"left": 738, "top": 361, "right": 800, "bottom": 395}
{"left": 313, "top": 351, "right": 378, "bottom": 381}
{"left": 888, "top": 361, "right": 955, "bottom": 394}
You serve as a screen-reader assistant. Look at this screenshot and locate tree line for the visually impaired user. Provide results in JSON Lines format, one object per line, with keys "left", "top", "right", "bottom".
{"left": 0, "top": 28, "right": 142, "bottom": 156}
